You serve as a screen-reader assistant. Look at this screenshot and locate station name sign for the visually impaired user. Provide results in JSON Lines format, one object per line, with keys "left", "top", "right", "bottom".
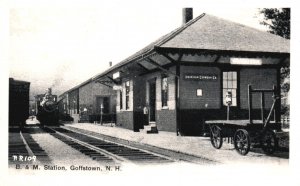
{"left": 113, "top": 72, "right": 120, "bottom": 79}
{"left": 230, "top": 57, "right": 262, "bottom": 65}
{"left": 184, "top": 74, "right": 218, "bottom": 81}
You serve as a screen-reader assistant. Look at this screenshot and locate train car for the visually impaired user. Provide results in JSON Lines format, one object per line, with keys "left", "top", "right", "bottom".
{"left": 9, "top": 78, "right": 30, "bottom": 129}
{"left": 35, "top": 88, "right": 59, "bottom": 126}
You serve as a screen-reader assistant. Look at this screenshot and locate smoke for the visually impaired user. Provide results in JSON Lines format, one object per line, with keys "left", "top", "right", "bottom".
{"left": 50, "top": 63, "right": 71, "bottom": 93}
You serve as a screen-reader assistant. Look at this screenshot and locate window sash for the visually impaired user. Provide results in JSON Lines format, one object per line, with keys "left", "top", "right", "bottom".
{"left": 119, "top": 90, "right": 123, "bottom": 110}
{"left": 222, "top": 71, "right": 237, "bottom": 106}
{"left": 125, "top": 81, "right": 130, "bottom": 110}
{"left": 161, "top": 76, "right": 168, "bottom": 107}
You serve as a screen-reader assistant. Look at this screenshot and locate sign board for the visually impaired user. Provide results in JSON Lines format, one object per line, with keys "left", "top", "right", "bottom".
{"left": 184, "top": 74, "right": 218, "bottom": 81}
{"left": 113, "top": 85, "right": 122, "bottom": 90}
{"left": 230, "top": 58, "right": 262, "bottom": 65}
{"left": 113, "top": 71, "right": 120, "bottom": 79}
{"left": 196, "top": 89, "right": 202, "bottom": 96}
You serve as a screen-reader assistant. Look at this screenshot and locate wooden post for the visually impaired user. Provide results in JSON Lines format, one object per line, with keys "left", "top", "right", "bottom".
{"left": 175, "top": 61, "right": 181, "bottom": 136}
{"left": 158, "top": 52, "right": 182, "bottom": 135}
{"left": 273, "top": 85, "right": 280, "bottom": 122}
{"left": 100, "top": 103, "right": 103, "bottom": 125}
{"left": 248, "top": 85, "right": 252, "bottom": 124}
{"left": 261, "top": 92, "right": 265, "bottom": 124}
{"left": 175, "top": 54, "right": 182, "bottom": 136}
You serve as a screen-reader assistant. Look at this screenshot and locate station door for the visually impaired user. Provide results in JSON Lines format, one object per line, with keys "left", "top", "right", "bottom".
{"left": 96, "top": 97, "right": 110, "bottom": 114}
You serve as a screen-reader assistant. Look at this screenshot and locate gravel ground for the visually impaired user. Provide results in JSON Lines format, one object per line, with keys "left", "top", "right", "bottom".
{"left": 66, "top": 123, "right": 289, "bottom": 166}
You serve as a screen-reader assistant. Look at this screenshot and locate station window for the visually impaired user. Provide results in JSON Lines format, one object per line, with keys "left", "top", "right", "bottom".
{"left": 125, "top": 81, "right": 130, "bottom": 110}
{"left": 161, "top": 75, "right": 168, "bottom": 107}
{"left": 222, "top": 71, "right": 237, "bottom": 106}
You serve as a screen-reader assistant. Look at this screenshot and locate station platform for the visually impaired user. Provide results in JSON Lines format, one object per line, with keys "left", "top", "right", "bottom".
{"left": 62, "top": 123, "right": 289, "bottom": 165}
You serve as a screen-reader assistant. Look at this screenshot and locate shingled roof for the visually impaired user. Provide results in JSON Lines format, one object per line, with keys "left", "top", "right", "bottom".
{"left": 160, "top": 13, "right": 290, "bottom": 53}
{"left": 63, "top": 12, "right": 290, "bottom": 96}
{"left": 94, "top": 13, "right": 289, "bottom": 78}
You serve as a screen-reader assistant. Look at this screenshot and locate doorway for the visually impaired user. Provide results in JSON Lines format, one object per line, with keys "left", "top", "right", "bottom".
{"left": 96, "top": 96, "right": 110, "bottom": 114}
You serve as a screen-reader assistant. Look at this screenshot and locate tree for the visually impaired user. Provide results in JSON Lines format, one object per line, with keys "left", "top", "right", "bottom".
{"left": 260, "top": 8, "right": 290, "bottom": 39}
{"left": 259, "top": 8, "right": 290, "bottom": 118}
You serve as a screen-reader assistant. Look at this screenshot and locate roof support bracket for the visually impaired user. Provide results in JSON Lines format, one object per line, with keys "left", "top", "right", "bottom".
{"left": 136, "top": 62, "right": 150, "bottom": 72}
{"left": 214, "top": 55, "right": 221, "bottom": 62}
{"left": 159, "top": 52, "right": 183, "bottom": 65}
{"left": 144, "top": 58, "right": 179, "bottom": 78}
{"left": 159, "top": 53, "right": 177, "bottom": 64}
{"left": 177, "top": 53, "right": 183, "bottom": 62}
{"left": 106, "top": 76, "right": 120, "bottom": 85}
{"left": 94, "top": 80, "right": 113, "bottom": 88}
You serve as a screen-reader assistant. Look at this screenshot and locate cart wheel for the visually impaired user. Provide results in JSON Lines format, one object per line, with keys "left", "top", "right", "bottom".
{"left": 260, "top": 129, "right": 278, "bottom": 154}
{"left": 234, "top": 129, "right": 250, "bottom": 155}
{"left": 210, "top": 125, "right": 223, "bottom": 149}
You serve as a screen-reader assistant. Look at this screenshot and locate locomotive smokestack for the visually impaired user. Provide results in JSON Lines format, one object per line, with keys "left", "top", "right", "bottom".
{"left": 109, "top": 61, "right": 112, "bottom": 67}
{"left": 182, "top": 8, "right": 193, "bottom": 25}
{"left": 47, "top": 88, "right": 52, "bottom": 94}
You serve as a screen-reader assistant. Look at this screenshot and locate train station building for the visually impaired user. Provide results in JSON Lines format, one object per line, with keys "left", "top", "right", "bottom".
{"left": 60, "top": 8, "right": 289, "bottom": 136}
{"left": 58, "top": 76, "right": 116, "bottom": 123}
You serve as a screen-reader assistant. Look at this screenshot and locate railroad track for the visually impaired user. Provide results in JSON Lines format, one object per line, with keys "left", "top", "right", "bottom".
{"left": 9, "top": 132, "right": 30, "bottom": 163}
{"left": 65, "top": 126, "right": 218, "bottom": 165}
{"left": 45, "top": 128, "right": 116, "bottom": 163}
{"left": 45, "top": 127, "right": 174, "bottom": 164}
{"left": 21, "top": 132, "right": 52, "bottom": 163}
{"left": 9, "top": 130, "right": 52, "bottom": 164}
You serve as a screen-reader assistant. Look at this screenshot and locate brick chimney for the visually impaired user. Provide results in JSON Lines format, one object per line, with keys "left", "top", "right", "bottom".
{"left": 182, "top": 8, "right": 193, "bottom": 25}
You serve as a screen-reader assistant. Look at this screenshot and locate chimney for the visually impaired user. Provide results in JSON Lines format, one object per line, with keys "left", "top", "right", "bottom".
{"left": 182, "top": 8, "right": 193, "bottom": 25}
{"left": 109, "top": 61, "right": 112, "bottom": 67}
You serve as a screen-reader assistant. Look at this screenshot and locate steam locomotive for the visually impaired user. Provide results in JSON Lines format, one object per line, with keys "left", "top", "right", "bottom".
{"left": 35, "top": 88, "right": 59, "bottom": 126}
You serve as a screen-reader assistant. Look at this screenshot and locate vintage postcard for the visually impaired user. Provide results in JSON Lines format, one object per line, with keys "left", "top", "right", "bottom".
{"left": 1, "top": 0, "right": 298, "bottom": 185}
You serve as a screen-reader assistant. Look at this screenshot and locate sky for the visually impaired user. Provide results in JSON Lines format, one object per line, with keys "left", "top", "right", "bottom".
{"left": 6, "top": 1, "right": 286, "bottom": 99}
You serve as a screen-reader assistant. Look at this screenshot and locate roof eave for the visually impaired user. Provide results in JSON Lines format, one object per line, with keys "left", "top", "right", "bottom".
{"left": 155, "top": 46, "right": 290, "bottom": 58}
{"left": 92, "top": 48, "right": 156, "bottom": 81}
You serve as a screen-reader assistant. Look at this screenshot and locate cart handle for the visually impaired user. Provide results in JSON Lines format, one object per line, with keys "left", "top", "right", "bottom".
{"left": 263, "top": 96, "right": 280, "bottom": 129}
